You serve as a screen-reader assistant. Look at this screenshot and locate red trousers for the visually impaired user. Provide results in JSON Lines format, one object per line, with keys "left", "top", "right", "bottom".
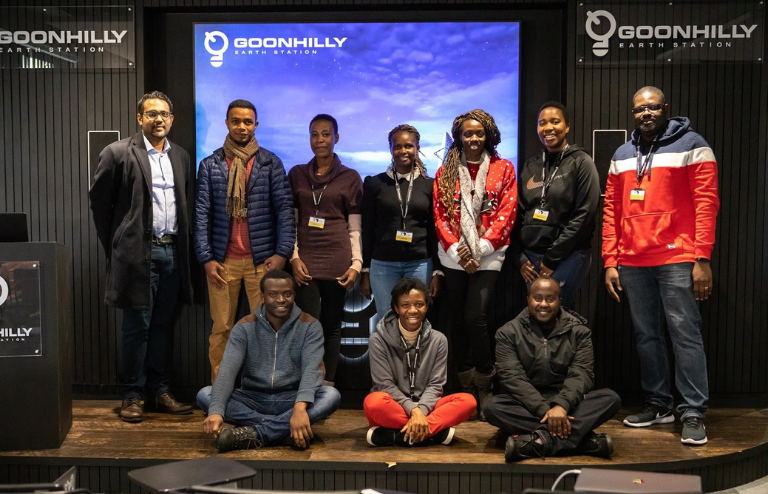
{"left": 363, "top": 391, "right": 477, "bottom": 436}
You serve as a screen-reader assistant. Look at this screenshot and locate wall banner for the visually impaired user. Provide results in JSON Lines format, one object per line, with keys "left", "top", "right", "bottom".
{"left": 578, "top": 2, "right": 764, "bottom": 65}
{"left": 0, "top": 6, "right": 135, "bottom": 69}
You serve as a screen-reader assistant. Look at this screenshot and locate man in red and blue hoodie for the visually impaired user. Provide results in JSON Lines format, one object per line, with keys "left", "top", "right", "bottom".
{"left": 603, "top": 86, "right": 719, "bottom": 446}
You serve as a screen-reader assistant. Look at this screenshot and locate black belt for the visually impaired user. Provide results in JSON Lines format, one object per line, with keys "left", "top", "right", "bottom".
{"left": 152, "top": 234, "right": 177, "bottom": 245}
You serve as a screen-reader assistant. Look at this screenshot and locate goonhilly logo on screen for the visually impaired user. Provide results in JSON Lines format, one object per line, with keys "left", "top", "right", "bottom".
{"left": 204, "top": 31, "right": 229, "bottom": 67}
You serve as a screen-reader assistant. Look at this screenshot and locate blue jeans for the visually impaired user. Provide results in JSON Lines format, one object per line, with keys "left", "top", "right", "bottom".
{"left": 197, "top": 385, "right": 341, "bottom": 445}
{"left": 121, "top": 243, "right": 180, "bottom": 399}
{"left": 619, "top": 263, "right": 708, "bottom": 419}
{"left": 369, "top": 258, "right": 432, "bottom": 325}
{"left": 524, "top": 249, "right": 591, "bottom": 309}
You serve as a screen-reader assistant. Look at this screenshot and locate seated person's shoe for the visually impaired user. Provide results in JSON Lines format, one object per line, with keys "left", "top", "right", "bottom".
{"left": 430, "top": 427, "right": 456, "bottom": 445}
{"left": 216, "top": 426, "right": 263, "bottom": 452}
{"left": 681, "top": 416, "right": 707, "bottom": 446}
{"left": 578, "top": 432, "right": 614, "bottom": 458}
{"left": 623, "top": 403, "right": 674, "bottom": 427}
{"left": 366, "top": 426, "right": 408, "bottom": 447}
{"left": 504, "top": 430, "right": 553, "bottom": 462}
{"left": 119, "top": 398, "right": 143, "bottom": 423}
{"left": 154, "top": 392, "right": 193, "bottom": 414}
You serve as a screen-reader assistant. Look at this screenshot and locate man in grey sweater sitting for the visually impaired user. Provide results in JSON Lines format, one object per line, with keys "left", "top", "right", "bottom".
{"left": 197, "top": 269, "right": 341, "bottom": 451}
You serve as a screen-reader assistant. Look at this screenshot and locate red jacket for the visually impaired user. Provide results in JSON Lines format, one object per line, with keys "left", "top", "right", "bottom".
{"left": 602, "top": 118, "right": 719, "bottom": 268}
{"left": 433, "top": 156, "right": 517, "bottom": 253}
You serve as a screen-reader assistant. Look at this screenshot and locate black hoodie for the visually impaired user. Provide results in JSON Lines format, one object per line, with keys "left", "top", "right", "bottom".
{"left": 512, "top": 145, "right": 600, "bottom": 270}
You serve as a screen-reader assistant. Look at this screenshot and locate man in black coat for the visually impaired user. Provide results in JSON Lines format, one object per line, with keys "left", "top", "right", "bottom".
{"left": 90, "top": 91, "right": 193, "bottom": 422}
{"left": 483, "top": 278, "right": 621, "bottom": 461}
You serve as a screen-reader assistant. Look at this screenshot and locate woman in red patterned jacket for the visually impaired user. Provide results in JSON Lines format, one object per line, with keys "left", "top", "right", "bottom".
{"left": 433, "top": 109, "right": 517, "bottom": 421}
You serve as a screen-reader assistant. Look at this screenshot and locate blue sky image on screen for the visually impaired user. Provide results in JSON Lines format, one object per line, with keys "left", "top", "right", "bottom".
{"left": 194, "top": 22, "right": 519, "bottom": 178}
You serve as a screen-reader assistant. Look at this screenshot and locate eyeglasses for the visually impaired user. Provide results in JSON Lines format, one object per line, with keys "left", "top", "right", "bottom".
{"left": 143, "top": 110, "right": 173, "bottom": 120}
{"left": 631, "top": 104, "right": 664, "bottom": 114}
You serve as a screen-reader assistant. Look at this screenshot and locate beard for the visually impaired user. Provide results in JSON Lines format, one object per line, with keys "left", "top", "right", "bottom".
{"left": 638, "top": 117, "right": 666, "bottom": 136}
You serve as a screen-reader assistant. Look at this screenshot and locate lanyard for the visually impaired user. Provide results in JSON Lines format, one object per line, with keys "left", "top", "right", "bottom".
{"left": 393, "top": 168, "right": 415, "bottom": 230}
{"left": 635, "top": 136, "right": 660, "bottom": 187}
{"left": 540, "top": 144, "right": 568, "bottom": 208}
{"left": 399, "top": 331, "right": 422, "bottom": 401}
{"left": 310, "top": 183, "right": 328, "bottom": 216}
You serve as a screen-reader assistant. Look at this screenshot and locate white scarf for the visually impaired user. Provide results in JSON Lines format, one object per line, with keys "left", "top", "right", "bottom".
{"left": 457, "top": 150, "right": 490, "bottom": 260}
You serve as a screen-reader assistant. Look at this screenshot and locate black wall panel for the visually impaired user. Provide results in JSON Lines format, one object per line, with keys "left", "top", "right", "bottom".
{"left": 1, "top": 0, "right": 766, "bottom": 406}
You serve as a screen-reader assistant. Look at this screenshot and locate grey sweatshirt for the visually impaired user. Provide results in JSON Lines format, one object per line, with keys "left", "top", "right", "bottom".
{"left": 368, "top": 311, "right": 447, "bottom": 416}
{"left": 208, "top": 304, "right": 324, "bottom": 417}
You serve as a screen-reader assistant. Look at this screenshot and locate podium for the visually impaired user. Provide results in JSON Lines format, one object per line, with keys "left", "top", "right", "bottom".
{"left": 0, "top": 242, "right": 73, "bottom": 450}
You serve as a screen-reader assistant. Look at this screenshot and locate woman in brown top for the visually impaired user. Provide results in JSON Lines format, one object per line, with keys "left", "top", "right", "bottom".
{"left": 288, "top": 114, "right": 363, "bottom": 385}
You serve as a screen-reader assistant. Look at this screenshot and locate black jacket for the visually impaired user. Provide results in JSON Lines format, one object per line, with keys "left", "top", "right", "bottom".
{"left": 90, "top": 132, "right": 193, "bottom": 309}
{"left": 512, "top": 145, "right": 600, "bottom": 270}
{"left": 495, "top": 308, "right": 594, "bottom": 417}
{"left": 361, "top": 172, "right": 440, "bottom": 269}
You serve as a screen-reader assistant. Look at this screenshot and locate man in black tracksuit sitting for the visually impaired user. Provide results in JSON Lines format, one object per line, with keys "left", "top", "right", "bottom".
{"left": 483, "top": 277, "right": 621, "bottom": 461}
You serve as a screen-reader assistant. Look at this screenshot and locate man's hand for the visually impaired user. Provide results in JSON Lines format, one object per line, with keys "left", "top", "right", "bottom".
{"left": 203, "top": 414, "right": 224, "bottom": 435}
{"left": 336, "top": 268, "right": 358, "bottom": 289}
{"left": 359, "top": 272, "right": 372, "bottom": 299}
{"left": 604, "top": 267, "right": 622, "bottom": 303}
{"left": 540, "top": 261, "right": 554, "bottom": 278}
{"left": 401, "top": 407, "right": 431, "bottom": 444}
{"left": 692, "top": 260, "right": 713, "bottom": 301}
{"left": 520, "top": 260, "right": 537, "bottom": 282}
{"left": 540, "top": 405, "right": 573, "bottom": 439}
{"left": 291, "top": 258, "right": 312, "bottom": 286}
{"left": 205, "top": 261, "right": 228, "bottom": 290}
{"left": 429, "top": 274, "right": 442, "bottom": 298}
{"left": 289, "top": 402, "right": 313, "bottom": 449}
{"left": 264, "top": 254, "right": 286, "bottom": 271}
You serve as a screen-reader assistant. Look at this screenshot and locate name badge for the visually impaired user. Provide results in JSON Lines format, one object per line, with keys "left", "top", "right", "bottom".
{"left": 533, "top": 209, "right": 550, "bottom": 221}
{"left": 308, "top": 217, "right": 326, "bottom": 229}
{"left": 396, "top": 230, "right": 413, "bottom": 243}
{"left": 630, "top": 189, "right": 646, "bottom": 201}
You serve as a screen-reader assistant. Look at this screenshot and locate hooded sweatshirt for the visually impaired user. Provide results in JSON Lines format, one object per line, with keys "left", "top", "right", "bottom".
{"left": 495, "top": 308, "right": 594, "bottom": 417}
{"left": 368, "top": 311, "right": 447, "bottom": 416}
{"left": 512, "top": 145, "right": 601, "bottom": 270}
{"left": 208, "top": 304, "right": 324, "bottom": 418}
{"left": 602, "top": 117, "right": 719, "bottom": 268}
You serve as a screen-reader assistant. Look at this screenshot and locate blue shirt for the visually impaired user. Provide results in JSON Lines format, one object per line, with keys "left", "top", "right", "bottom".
{"left": 143, "top": 134, "right": 177, "bottom": 237}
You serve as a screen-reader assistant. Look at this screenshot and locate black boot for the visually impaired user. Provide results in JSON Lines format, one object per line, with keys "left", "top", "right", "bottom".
{"left": 457, "top": 369, "right": 479, "bottom": 420}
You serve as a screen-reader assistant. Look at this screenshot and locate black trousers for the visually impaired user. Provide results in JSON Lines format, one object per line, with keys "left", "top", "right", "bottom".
{"left": 443, "top": 268, "right": 498, "bottom": 375}
{"left": 483, "top": 388, "right": 621, "bottom": 455}
{"left": 294, "top": 278, "right": 346, "bottom": 382}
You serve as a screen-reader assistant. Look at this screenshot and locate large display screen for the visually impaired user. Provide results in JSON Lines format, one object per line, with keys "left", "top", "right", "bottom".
{"left": 194, "top": 21, "right": 519, "bottom": 177}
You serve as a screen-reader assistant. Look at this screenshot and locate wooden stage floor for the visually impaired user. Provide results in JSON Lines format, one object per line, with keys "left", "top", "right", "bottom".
{"left": 1, "top": 401, "right": 767, "bottom": 493}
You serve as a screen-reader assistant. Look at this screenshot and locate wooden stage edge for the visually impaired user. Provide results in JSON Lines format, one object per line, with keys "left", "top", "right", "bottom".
{"left": 1, "top": 402, "right": 767, "bottom": 493}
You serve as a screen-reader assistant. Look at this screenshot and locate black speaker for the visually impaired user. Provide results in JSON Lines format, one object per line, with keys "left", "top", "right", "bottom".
{"left": 591, "top": 129, "right": 627, "bottom": 194}
{"left": 87, "top": 130, "right": 120, "bottom": 185}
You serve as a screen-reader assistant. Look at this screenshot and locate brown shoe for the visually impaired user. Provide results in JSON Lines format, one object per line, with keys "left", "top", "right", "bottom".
{"left": 154, "top": 392, "right": 193, "bottom": 414}
{"left": 119, "top": 398, "right": 143, "bottom": 423}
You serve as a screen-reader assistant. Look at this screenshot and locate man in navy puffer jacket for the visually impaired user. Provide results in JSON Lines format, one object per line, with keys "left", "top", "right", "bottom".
{"left": 194, "top": 99, "right": 295, "bottom": 382}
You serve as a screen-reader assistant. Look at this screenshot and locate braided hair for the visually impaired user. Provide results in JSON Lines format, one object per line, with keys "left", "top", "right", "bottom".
{"left": 437, "top": 109, "right": 501, "bottom": 213}
{"left": 387, "top": 124, "right": 427, "bottom": 178}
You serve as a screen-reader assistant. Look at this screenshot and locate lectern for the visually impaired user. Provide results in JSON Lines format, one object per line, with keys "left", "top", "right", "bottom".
{"left": 0, "top": 242, "right": 73, "bottom": 450}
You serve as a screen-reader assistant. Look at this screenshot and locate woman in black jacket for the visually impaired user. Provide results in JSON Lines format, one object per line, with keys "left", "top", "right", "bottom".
{"left": 512, "top": 102, "right": 600, "bottom": 308}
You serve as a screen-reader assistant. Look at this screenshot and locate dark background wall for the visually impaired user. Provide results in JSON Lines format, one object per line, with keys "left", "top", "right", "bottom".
{"left": 1, "top": 0, "right": 766, "bottom": 406}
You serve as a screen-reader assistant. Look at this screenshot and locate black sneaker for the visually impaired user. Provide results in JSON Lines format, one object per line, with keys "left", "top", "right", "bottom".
{"left": 366, "top": 426, "right": 408, "bottom": 446}
{"left": 504, "top": 430, "right": 553, "bottom": 462}
{"left": 681, "top": 416, "right": 707, "bottom": 445}
{"left": 430, "top": 427, "right": 456, "bottom": 445}
{"left": 623, "top": 403, "right": 674, "bottom": 427}
{"left": 578, "top": 432, "right": 614, "bottom": 458}
{"left": 216, "top": 426, "right": 263, "bottom": 452}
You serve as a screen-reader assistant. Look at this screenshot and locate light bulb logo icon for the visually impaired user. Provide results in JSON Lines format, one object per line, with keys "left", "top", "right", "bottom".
{"left": 204, "top": 31, "right": 229, "bottom": 68}
{"left": 585, "top": 10, "right": 616, "bottom": 57}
